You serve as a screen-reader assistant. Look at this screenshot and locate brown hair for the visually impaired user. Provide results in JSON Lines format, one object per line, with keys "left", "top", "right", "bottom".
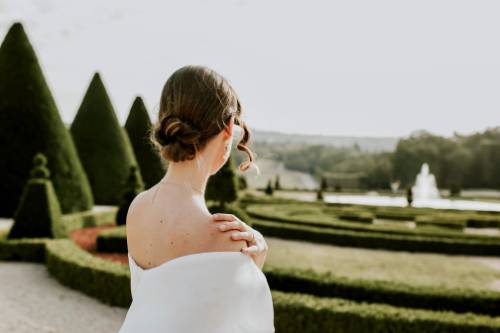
{"left": 149, "top": 65, "right": 254, "bottom": 172}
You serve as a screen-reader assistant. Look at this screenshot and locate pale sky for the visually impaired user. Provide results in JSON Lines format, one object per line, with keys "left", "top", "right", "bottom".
{"left": 0, "top": 0, "right": 499, "bottom": 138}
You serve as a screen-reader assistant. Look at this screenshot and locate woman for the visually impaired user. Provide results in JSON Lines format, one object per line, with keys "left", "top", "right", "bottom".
{"left": 118, "top": 65, "right": 275, "bottom": 332}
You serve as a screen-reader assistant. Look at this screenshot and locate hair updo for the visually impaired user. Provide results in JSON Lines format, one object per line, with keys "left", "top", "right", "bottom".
{"left": 149, "top": 65, "right": 255, "bottom": 172}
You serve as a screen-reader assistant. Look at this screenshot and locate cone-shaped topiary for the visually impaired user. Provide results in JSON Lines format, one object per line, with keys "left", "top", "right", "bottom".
{"left": 124, "top": 96, "right": 166, "bottom": 189}
{"left": 116, "top": 165, "right": 144, "bottom": 225}
{"left": 71, "top": 72, "right": 143, "bottom": 204}
{"left": 206, "top": 155, "right": 239, "bottom": 209}
{"left": 0, "top": 22, "right": 94, "bottom": 217}
{"left": 265, "top": 179, "right": 274, "bottom": 196}
{"left": 8, "top": 152, "right": 65, "bottom": 239}
{"left": 316, "top": 188, "right": 324, "bottom": 201}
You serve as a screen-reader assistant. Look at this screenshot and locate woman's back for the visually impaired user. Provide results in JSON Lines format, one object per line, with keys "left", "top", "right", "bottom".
{"left": 126, "top": 182, "right": 247, "bottom": 270}
{"left": 120, "top": 183, "right": 275, "bottom": 333}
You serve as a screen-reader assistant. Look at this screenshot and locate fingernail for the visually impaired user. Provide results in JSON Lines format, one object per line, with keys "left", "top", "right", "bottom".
{"left": 218, "top": 224, "right": 226, "bottom": 230}
{"left": 232, "top": 232, "right": 238, "bottom": 238}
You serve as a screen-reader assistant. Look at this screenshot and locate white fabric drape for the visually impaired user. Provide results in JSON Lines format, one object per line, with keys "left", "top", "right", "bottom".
{"left": 118, "top": 251, "right": 275, "bottom": 333}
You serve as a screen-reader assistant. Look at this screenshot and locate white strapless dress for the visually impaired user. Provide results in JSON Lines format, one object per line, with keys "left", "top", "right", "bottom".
{"left": 118, "top": 251, "right": 275, "bottom": 333}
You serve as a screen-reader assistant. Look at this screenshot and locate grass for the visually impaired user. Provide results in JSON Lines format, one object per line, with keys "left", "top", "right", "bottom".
{"left": 264, "top": 237, "right": 500, "bottom": 292}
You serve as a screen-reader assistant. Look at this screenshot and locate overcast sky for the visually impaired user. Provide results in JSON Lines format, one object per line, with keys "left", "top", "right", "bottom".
{"left": 0, "top": 0, "right": 499, "bottom": 138}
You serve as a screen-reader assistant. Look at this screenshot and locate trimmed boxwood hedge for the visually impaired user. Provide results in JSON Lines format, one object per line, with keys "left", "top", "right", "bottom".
{"left": 7, "top": 236, "right": 500, "bottom": 333}
{"left": 70, "top": 72, "right": 142, "bottom": 205}
{"left": 265, "top": 266, "right": 500, "bottom": 316}
{"left": 251, "top": 218, "right": 500, "bottom": 256}
{"left": 415, "top": 214, "right": 466, "bottom": 230}
{"left": 45, "top": 239, "right": 131, "bottom": 307}
{"left": 0, "top": 236, "right": 48, "bottom": 262}
{"left": 124, "top": 96, "right": 166, "bottom": 189}
{"left": 60, "top": 207, "right": 117, "bottom": 235}
{"left": 245, "top": 205, "right": 500, "bottom": 247}
{"left": 96, "top": 226, "right": 127, "bottom": 253}
{"left": 272, "top": 291, "right": 500, "bottom": 333}
{"left": 0, "top": 22, "right": 94, "bottom": 217}
{"left": 96, "top": 225, "right": 500, "bottom": 315}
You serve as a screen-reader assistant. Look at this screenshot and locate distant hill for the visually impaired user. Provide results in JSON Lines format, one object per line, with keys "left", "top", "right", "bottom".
{"left": 250, "top": 128, "right": 399, "bottom": 152}
{"left": 64, "top": 122, "right": 398, "bottom": 152}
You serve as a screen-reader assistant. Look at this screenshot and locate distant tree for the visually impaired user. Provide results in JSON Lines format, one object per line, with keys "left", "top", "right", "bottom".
{"left": 406, "top": 186, "right": 413, "bottom": 207}
{"left": 206, "top": 155, "right": 239, "bottom": 209}
{"left": 449, "top": 183, "right": 461, "bottom": 198}
{"left": 0, "top": 22, "right": 93, "bottom": 217}
{"left": 71, "top": 72, "right": 142, "bottom": 204}
{"left": 116, "top": 165, "right": 144, "bottom": 226}
{"left": 320, "top": 176, "right": 328, "bottom": 191}
{"left": 237, "top": 175, "right": 248, "bottom": 190}
{"left": 316, "top": 188, "right": 324, "bottom": 201}
{"left": 265, "top": 179, "right": 274, "bottom": 196}
{"left": 124, "top": 96, "right": 166, "bottom": 189}
{"left": 8, "top": 153, "right": 65, "bottom": 239}
{"left": 274, "top": 174, "right": 281, "bottom": 190}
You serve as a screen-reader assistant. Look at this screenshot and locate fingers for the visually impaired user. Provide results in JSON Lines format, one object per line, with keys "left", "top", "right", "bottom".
{"left": 217, "top": 220, "right": 247, "bottom": 232}
{"left": 230, "top": 231, "right": 255, "bottom": 243}
{"left": 212, "top": 213, "right": 237, "bottom": 222}
{"left": 241, "top": 244, "right": 260, "bottom": 254}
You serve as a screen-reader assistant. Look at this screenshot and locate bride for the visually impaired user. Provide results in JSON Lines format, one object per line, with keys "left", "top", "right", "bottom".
{"left": 118, "top": 65, "right": 275, "bottom": 332}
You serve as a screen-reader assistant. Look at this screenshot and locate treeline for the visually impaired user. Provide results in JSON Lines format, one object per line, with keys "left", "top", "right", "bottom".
{"left": 260, "top": 128, "right": 500, "bottom": 190}
{"left": 393, "top": 128, "right": 500, "bottom": 189}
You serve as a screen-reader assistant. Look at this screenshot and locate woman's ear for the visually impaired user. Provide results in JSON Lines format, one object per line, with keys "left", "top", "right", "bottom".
{"left": 222, "top": 116, "right": 234, "bottom": 140}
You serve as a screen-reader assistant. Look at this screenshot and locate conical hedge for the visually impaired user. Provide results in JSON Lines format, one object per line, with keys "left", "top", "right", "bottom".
{"left": 8, "top": 153, "right": 65, "bottom": 239}
{"left": 124, "top": 97, "right": 166, "bottom": 189}
{"left": 206, "top": 155, "right": 239, "bottom": 208}
{"left": 71, "top": 72, "right": 143, "bottom": 204}
{"left": 0, "top": 22, "right": 93, "bottom": 217}
{"left": 116, "top": 165, "right": 144, "bottom": 225}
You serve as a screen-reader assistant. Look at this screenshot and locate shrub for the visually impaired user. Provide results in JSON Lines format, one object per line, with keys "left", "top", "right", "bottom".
{"left": 0, "top": 237, "right": 48, "bottom": 262}
{"left": 206, "top": 155, "right": 239, "bottom": 208}
{"left": 8, "top": 153, "right": 66, "bottom": 239}
{"left": 335, "top": 207, "right": 374, "bottom": 223}
{"left": 70, "top": 72, "right": 142, "bottom": 205}
{"left": 265, "top": 265, "right": 500, "bottom": 316}
{"left": 415, "top": 214, "right": 466, "bottom": 230}
{"left": 466, "top": 214, "right": 500, "bottom": 229}
{"left": 3, "top": 226, "right": 500, "bottom": 331}
{"left": 116, "top": 165, "right": 143, "bottom": 226}
{"left": 124, "top": 96, "right": 166, "bottom": 189}
{"left": 316, "top": 189, "right": 324, "bottom": 201}
{"left": 0, "top": 22, "right": 93, "bottom": 217}
{"left": 45, "top": 239, "right": 131, "bottom": 307}
{"left": 272, "top": 291, "right": 500, "bottom": 333}
{"left": 246, "top": 204, "right": 496, "bottom": 242}
{"left": 251, "top": 218, "right": 500, "bottom": 256}
{"left": 15, "top": 235, "right": 500, "bottom": 332}
{"left": 265, "top": 179, "right": 274, "bottom": 195}
{"left": 95, "top": 225, "right": 500, "bottom": 315}
{"left": 60, "top": 207, "right": 117, "bottom": 235}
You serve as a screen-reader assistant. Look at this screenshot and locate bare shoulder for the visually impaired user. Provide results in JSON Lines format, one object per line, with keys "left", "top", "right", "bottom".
{"left": 125, "top": 190, "right": 150, "bottom": 225}
{"left": 128, "top": 189, "right": 148, "bottom": 210}
{"left": 204, "top": 214, "right": 247, "bottom": 253}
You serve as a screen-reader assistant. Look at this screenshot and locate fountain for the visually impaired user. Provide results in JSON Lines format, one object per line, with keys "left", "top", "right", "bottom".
{"left": 321, "top": 162, "right": 500, "bottom": 212}
{"left": 411, "top": 163, "right": 440, "bottom": 201}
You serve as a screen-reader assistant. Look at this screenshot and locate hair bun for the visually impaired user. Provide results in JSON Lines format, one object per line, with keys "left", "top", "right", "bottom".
{"left": 152, "top": 114, "right": 202, "bottom": 161}
{"left": 161, "top": 115, "right": 201, "bottom": 144}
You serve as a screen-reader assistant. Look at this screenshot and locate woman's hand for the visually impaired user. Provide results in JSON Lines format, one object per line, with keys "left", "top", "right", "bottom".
{"left": 212, "top": 213, "right": 268, "bottom": 270}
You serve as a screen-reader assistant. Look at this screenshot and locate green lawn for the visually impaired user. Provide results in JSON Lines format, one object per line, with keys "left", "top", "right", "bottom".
{"left": 264, "top": 236, "right": 500, "bottom": 292}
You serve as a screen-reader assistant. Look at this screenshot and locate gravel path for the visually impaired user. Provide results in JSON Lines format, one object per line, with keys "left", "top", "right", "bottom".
{"left": 0, "top": 261, "right": 127, "bottom": 333}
